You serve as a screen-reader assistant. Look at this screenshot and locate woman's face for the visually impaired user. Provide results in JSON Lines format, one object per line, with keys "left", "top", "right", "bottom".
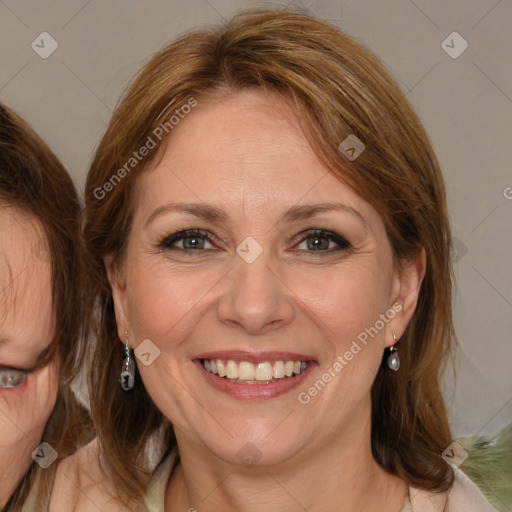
{"left": 0, "top": 206, "right": 58, "bottom": 492}
{"left": 108, "top": 89, "right": 424, "bottom": 467}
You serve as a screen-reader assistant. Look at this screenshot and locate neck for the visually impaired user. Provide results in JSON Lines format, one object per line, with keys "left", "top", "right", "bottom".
{"left": 165, "top": 403, "right": 407, "bottom": 512}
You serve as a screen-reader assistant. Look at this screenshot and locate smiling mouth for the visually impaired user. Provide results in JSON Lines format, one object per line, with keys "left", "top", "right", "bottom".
{"left": 200, "top": 358, "right": 309, "bottom": 384}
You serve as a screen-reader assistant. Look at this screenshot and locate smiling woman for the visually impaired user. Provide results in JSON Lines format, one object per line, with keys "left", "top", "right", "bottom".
{"left": 54, "top": 7, "right": 497, "bottom": 512}
{"left": 0, "top": 103, "right": 93, "bottom": 511}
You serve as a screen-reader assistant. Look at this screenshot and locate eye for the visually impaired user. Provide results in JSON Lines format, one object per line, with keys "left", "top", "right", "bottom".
{"left": 158, "top": 228, "right": 217, "bottom": 251}
{"left": 157, "top": 228, "right": 352, "bottom": 255}
{"left": 0, "top": 367, "right": 28, "bottom": 388}
{"left": 294, "top": 229, "right": 351, "bottom": 253}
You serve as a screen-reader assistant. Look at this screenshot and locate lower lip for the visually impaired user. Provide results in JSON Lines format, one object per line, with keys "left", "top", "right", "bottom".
{"left": 194, "top": 360, "right": 316, "bottom": 400}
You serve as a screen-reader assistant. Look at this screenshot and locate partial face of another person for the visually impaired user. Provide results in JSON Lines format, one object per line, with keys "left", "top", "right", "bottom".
{"left": 107, "top": 89, "right": 422, "bottom": 467}
{"left": 0, "top": 205, "right": 58, "bottom": 502}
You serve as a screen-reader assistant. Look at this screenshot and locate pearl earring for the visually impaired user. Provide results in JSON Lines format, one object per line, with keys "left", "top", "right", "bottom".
{"left": 387, "top": 331, "right": 400, "bottom": 371}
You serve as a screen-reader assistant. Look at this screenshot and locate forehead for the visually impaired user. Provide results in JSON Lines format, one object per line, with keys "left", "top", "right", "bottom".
{"left": 135, "top": 89, "right": 382, "bottom": 230}
{"left": 0, "top": 206, "right": 54, "bottom": 358}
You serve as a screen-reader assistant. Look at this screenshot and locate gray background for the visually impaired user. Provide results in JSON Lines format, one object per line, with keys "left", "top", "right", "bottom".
{"left": 1, "top": 0, "right": 510, "bottom": 438}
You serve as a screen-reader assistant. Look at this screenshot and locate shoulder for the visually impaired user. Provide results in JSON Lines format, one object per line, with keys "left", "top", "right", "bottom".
{"left": 409, "top": 469, "right": 499, "bottom": 512}
{"left": 446, "top": 469, "right": 499, "bottom": 511}
{"left": 48, "top": 438, "right": 138, "bottom": 512}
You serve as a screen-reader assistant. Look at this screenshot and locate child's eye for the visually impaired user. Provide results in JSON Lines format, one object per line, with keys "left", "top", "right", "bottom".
{"left": 0, "top": 367, "right": 28, "bottom": 388}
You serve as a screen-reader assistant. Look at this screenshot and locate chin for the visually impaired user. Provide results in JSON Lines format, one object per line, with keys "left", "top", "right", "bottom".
{"left": 193, "top": 417, "right": 308, "bottom": 469}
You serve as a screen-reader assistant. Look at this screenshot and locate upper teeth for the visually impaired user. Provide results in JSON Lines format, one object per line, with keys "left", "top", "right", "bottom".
{"left": 203, "top": 359, "right": 308, "bottom": 381}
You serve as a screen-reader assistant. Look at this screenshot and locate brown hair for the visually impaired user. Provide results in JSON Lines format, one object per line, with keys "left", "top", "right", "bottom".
{"left": 0, "top": 103, "right": 93, "bottom": 511}
{"left": 83, "top": 7, "right": 457, "bottom": 506}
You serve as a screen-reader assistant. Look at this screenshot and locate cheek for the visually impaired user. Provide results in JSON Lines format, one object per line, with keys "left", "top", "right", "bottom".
{"left": 126, "top": 253, "right": 391, "bottom": 355}
{"left": 126, "top": 259, "right": 222, "bottom": 345}
{"left": 0, "top": 365, "right": 58, "bottom": 443}
{"left": 292, "top": 261, "right": 391, "bottom": 347}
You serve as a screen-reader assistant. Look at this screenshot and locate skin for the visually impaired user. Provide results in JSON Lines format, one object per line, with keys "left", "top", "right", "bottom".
{"left": 0, "top": 206, "right": 58, "bottom": 507}
{"left": 49, "top": 87, "right": 424, "bottom": 512}
{"left": 104, "top": 89, "right": 427, "bottom": 511}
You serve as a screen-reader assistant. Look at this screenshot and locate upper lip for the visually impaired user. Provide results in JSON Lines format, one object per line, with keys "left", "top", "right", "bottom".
{"left": 193, "top": 351, "right": 316, "bottom": 364}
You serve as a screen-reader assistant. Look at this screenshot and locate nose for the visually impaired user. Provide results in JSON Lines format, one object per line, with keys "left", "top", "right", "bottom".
{"left": 217, "top": 248, "right": 295, "bottom": 335}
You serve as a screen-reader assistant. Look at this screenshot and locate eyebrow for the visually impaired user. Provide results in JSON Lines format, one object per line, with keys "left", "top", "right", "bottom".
{"left": 145, "top": 201, "right": 371, "bottom": 232}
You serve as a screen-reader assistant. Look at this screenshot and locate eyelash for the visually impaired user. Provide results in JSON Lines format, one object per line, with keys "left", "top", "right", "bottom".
{"left": 158, "top": 228, "right": 352, "bottom": 255}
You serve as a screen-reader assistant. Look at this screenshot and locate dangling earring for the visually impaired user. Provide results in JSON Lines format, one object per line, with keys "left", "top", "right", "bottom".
{"left": 387, "top": 331, "right": 400, "bottom": 371}
{"left": 120, "top": 334, "right": 135, "bottom": 391}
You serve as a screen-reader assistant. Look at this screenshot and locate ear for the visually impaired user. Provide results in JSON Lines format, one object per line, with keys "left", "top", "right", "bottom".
{"left": 385, "top": 245, "right": 427, "bottom": 348}
{"left": 104, "top": 253, "right": 130, "bottom": 344}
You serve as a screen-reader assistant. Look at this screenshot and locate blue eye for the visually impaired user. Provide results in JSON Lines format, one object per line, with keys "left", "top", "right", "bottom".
{"left": 295, "top": 229, "right": 351, "bottom": 252}
{"left": 159, "top": 229, "right": 217, "bottom": 251}
{"left": 0, "top": 368, "right": 28, "bottom": 388}
{"left": 158, "top": 228, "right": 352, "bottom": 254}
